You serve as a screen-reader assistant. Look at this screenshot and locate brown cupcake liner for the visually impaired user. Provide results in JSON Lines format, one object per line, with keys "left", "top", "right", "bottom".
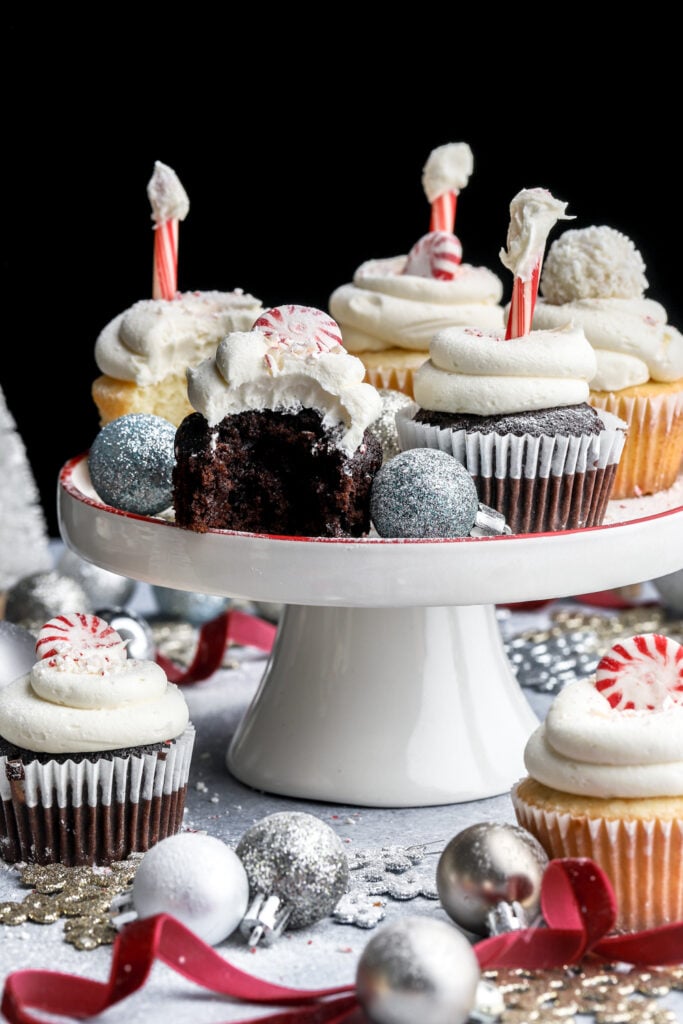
{"left": 396, "top": 409, "right": 627, "bottom": 533}
{"left": 0, "top": 725, "right": 195, "bottom": 866}
{"left": 512, "top": 782, "right": 683, "bottom": 933}
{"left": 589, "top": 390, "right": 683, "bottom": 498}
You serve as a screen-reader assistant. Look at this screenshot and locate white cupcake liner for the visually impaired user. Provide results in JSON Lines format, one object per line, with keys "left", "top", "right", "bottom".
{"left": 396, "top": 408, "right": 626, "bottom": 479}
{"left": 0, "top": 724, "right": 195, "bottom": 866}
{"left": 395, "top": 408, "right": 627, "bottom": 533}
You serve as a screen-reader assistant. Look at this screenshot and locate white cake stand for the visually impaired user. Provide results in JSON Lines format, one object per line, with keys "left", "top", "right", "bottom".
{"left": 58, "top": 454, "right": 683, "bottom": 808}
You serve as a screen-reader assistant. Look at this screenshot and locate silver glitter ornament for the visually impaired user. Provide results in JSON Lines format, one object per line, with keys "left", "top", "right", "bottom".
{"left": 129, "top": 833, "right": 250, "bottom": 946}
{"left": 0, "top": 620, "right": 36, "bottom": 687}
{"left": 651, "top": 567, "right": 683, "bottom": 614}
{"left": 371, "top": 448, "right": 479, "bottom": 538}
{"left": 57, "top": 548, "right": 136, "bottom": 608}
{"left": 88, "top": 413, "right": 176, "bottom": 516}
{"left": 356, "top": 916, "right": 480, "bottom": 1024}
{"left": 369, "top": 390, "right": 418, "bottom": 463}
{"left": 94, "top": 608, "right": 156, "bottom": 661}
{"left": 4, "top": 571, "right": 91, "bottom": 632}
{"left": 152, "top": 585, "right": 231, "bottom": 625}
{"left": 235, "top": 811, "right": 349, "bottom": 945}
{"left": 436, "top": 821, "right": 548, "bottom": 936}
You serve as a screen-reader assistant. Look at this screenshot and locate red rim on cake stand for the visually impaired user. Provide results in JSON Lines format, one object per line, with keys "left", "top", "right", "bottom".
{"left": 58, "top": 453, "right": 683, "bottom": 809}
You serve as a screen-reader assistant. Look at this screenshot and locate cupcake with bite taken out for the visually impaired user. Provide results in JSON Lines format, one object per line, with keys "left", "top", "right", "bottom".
{"left": 329, "top": 143, "right": 505, "bottom": 397}
{"left": 397, "top": 188, "right": 628, "bottom": 534}
{"left": 172, "top": 304, "right": 383, "bottom": 538}
{"left": 512, "top": 632, "right": 683, "bottom": 933}
{"left": 92, "top": 161, "right": 264, "bottom": 428}
{"left": 531, "top": 225, "right": 683, "bottom": 499}
{"left": 0, "top": 613, "right": 195, "bottom": 866}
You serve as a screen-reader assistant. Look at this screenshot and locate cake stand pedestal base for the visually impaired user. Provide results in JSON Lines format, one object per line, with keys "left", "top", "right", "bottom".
{"left": 227, "top": 603, "right": 538, "bottom": 807}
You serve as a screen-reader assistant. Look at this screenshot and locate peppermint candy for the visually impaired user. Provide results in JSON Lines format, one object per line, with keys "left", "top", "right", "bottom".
{"left": 35, "top": 613, "right": 128, "bottom": 665}
{"left": 254, "top": 305, "right": 343, "bottom": 357}
{"left": 595, "top": 633, "right": 683, "bottom": 711}
{"left": 403, "top": 231, "right": 463, "bottom": 280}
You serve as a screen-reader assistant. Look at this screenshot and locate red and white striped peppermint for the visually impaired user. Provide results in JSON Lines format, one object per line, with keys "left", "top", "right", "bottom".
{"left": 254, "top": 305, "right": 343, "bottom": 357}
{"left": 35, "top": 614, "right": 127, "bottom": 664}
{"left": 403, "top": 231, "right": 463, "bottom": 281}
{"left": 595, "top": 633, "right": 683, "bottom": 711}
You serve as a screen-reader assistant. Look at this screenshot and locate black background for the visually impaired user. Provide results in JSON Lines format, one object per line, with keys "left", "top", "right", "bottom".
{"left": 6, "top": 26, "right": 681, "bottom": 538}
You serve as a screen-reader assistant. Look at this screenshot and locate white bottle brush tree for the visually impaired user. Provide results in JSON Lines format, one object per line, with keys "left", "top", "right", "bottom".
{"left": 0, "top": 385, "right": 52, "bottom": 594}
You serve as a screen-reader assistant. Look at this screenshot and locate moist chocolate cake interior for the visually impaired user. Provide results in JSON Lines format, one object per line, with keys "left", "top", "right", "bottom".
{"left": 173, "top": 409, "right": 383, "bottom": 538}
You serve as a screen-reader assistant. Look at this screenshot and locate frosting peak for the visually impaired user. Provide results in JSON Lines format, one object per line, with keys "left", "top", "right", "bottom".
{"left": 421, "top": 142, "right": 474, "bottom": 201}
{"left": 500, "top": 188, "right": 574, "bottom": 282}
{"left": 147, "top": 161, "right": 190, "bottom": 225}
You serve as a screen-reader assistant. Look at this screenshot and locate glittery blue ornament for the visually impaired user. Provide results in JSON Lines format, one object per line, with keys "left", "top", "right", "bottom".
{"left": 88, "top": 414, "right": 176, "bottom": 516}
{"left": 370, "top": 449, "right": 479, "bottom": 538}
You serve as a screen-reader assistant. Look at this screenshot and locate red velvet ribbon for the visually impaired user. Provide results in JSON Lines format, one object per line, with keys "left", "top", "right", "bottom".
{"left": 3, "top": 859, "right": 682, "bottom": 1024}
{"left": 155, "top": 610, "right": 277, "bottom": 685}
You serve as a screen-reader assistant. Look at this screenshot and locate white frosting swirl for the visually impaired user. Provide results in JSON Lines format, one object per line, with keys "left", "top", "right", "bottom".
{"left": 533, "top": 226, "right": 683, "bottom": 389}
{"left": 94, "top": 289, "right": 264, "bottom": 386}
{"left": 412, "top": 323, "right": 597, "bottom": 415}
{"left": 329, "top": 257, "right": 505, "bottom": 354}
{"left": 0, "top": 655, "right": 189, "bottom": 754}
{"left": 524, "top": 677, "right": 683, "bottom": 798}
{"left": 187, "top": 327, "right": 382, "bottom": 454}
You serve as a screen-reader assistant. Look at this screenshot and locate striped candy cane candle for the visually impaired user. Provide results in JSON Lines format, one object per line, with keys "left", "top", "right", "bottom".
{"left": 147, "top": 161, "right": 190, "bottom": 301}
{"left": 422, "top": 142, "right": 473, "bottom": 238}
{"left": 501, "top": 188, "right": 573, "bottom": 340}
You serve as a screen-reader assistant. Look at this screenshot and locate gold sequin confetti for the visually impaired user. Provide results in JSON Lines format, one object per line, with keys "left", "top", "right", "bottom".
{"left": 483, "top": 963, "right": 683, "bottom": 1023}
{"left": 0, "top": 857, "right": 141, "bottom": 949}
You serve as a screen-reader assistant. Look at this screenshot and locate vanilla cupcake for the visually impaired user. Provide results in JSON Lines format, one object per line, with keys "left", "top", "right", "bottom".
{"left": 93, "top": 289, "right": 264, "bottom": 427}
{"left": 92, "top": 161, "right": 264, "bottom": 427}
{"left": 397, "top": 190, "right": 627, "bottom": 533}
{"left": 512, "top": 632, "right": 683, "bottom": 933}
{"left": 532, "top": 226, "right": 683, "bottom": 498}
{"left": 0, "top": 614, "right": 195, "bottom": 866}
{"left": 329, "top": 143, "right": 505, "bottom": 397}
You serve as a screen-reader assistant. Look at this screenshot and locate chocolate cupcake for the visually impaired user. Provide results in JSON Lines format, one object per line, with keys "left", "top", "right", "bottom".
{"left": 0, "top": 613, "right": 194, "bottom": 866}
{"left": 396, "top": 189, "right": 628, "bottom": 533}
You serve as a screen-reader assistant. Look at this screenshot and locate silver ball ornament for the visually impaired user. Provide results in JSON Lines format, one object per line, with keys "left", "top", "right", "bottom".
{"left": 152, "top": 585, "right": 231, "bottom": 626}
{"left": 436, "top": 821, "right": 548, "bottom": 936}
{"left": 4, "top": 571, "right": 91, "bottom": 631}
{"left": 94, "top": 608, "right": 156, "bottom": 661}
{"left": 0, "top": 620, "right": 37, "bottom": 687}
{"left": 57, "top": 548, "right": 136, "bottom": 608}
{"left": 235, "top": 811, "right": 349, "bottom": 944}
{"left": 356, "top": 916, "right": 480, "bottom": 1024}
{"left": 651, "top": 567, "right": 683, "bottom": 613}
{"left": 132, "top": 833, "right": 250, "bottom": 946}
{"left": 371, "top": 448, "right": 479, "bottom": 538}
{"left": 88, "top": 413, "right": 176, "bottom": 516}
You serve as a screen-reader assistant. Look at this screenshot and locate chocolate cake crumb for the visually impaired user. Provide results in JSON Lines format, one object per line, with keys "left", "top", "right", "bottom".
{"left": 173, "top": 409, "right": 383, "bottom": 538}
